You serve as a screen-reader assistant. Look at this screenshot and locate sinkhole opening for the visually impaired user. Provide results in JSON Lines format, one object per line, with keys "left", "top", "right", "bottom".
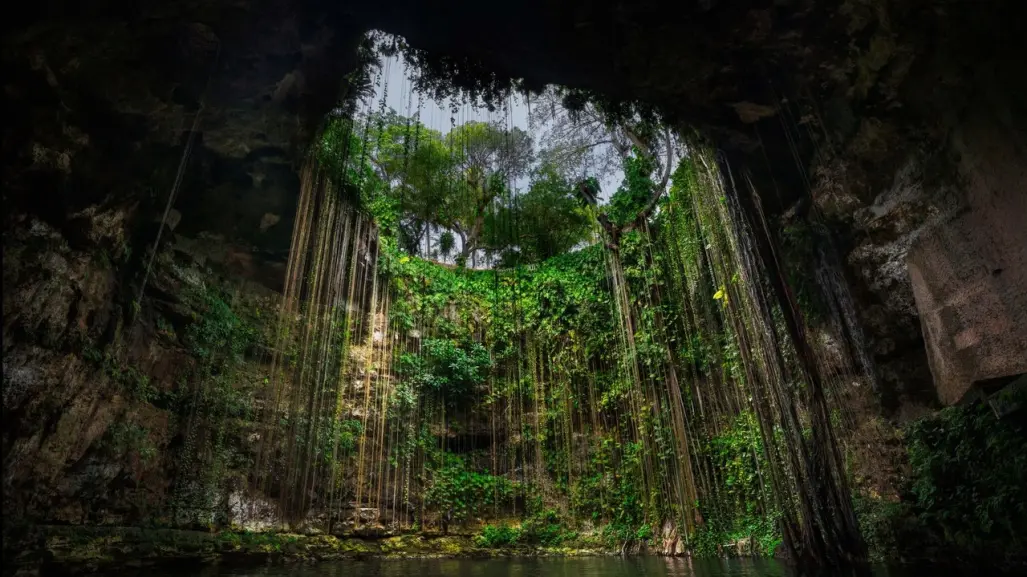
{"left": 220, "top": 30, "right": 874, "bottom": 563}
{"left": 313, "top": 30, "right": 682, "bottom": 271}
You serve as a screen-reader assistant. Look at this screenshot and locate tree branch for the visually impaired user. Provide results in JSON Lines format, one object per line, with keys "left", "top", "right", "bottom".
{"left": 656, "top": 126, "right": 674, "bottom": 193}
{"left": 611, "top": 135, "right": 632, "bottom": 159}
{"left": 457, "top": 187, "right": 494, "bottom": 260}
{"left": 369, "top": 157, "right": 391, "bottom": 183}
{"left": 622, "top": 125, "right": 648, "bottom": 155}
{"left": 614, "top": 128, "right": 675, "bottom": 236}
{"left": 596, "top": 212, "right": 620, "bottom": 250}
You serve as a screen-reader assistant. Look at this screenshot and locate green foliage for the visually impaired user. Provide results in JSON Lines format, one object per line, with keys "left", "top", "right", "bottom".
{"left": 705, "top": 412, "right": 764, "bottom": 506}
{"left": 424, "top": 454, "right": 517, "bottom": 524}
{"left": 473, "top": 524, "right": 521, "bottom": 548}
{"left": 185, "top": 287, "right": 255, "bottom": 362}
{"left": 317, "top": 116, "right": 379, "bottom": 211}
{"left": 518, "top": 506, "right": 576, "bottom": 546}
{"left": 84, "top": 345, "right": 161, "bottom": 403}
{"left": 847, "top": 396, "right": 1027, "bottom": 565}
{"left": 487, "top": 166, "right": 592, "bottom": 265}
{"left": 101, "top": 422, "right": 158, "bottom": 466}
{"left": 318, "top": 101, "right": 602, "bottom": 265}
{"left": 399, "top": 338, "right": 491, "bottom": 407}
{"left": 567, "top": 435, "right": 653, "bottom": 547}
{"left": 163, "top": 281, "right": 268, "bottom": 529}
{"left": 381, "top": 223, "right": 688, "bottom": 541}
{"left": 310, "top": 130, "right": 826, "bottom": 558}
{"left": 852, "top": 491, "right": 906, "bottom": 562}
{"left": 335, "top": 419, "right": 364, "bottom": 454}
{"left": 605, "top": 152, "right": 655, "bottom": 227}
{"left": 325, "top": 110, "right": 545, "bottom": 261}
{"left": 690, "top": 514, "right": 780, "bottom": 558}
{"left": 438, "top": 231, "right": 456, "bottom": 258}
{"left": 900, "top": 398, "right": 1027, "bottom": 561}
{"left": 466, "top": 498, "right": 581, "bottom": 548}
{"left": 690, "top": 411, "right": 780, "bottom": 557}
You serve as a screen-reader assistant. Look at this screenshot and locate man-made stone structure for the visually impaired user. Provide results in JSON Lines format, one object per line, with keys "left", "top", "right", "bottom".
{"left": 907, "top": 104, "right": 1027, "bottom": 405}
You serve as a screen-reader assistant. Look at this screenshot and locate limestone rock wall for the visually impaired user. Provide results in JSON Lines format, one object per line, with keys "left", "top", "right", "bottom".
{"left": 2, "top": 204, "right": 280, "bottom": 526}
{"left": 805, "top": 0, "right": 1027, "bottom": 411}
{"left": 3, "top": 2, "right": 362, "bottom": 525}
{"left": 907, "top": 101, "right": 1027, "bottom": 405}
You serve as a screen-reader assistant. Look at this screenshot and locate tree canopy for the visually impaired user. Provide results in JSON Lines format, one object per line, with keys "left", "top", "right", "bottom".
{"left": 318, "top": 83, "right": 681, "bottom": 266}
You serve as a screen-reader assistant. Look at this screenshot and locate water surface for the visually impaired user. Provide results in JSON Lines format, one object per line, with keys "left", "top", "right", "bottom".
{"left": 144, "top": 557, "right": 963, "bottom": 577}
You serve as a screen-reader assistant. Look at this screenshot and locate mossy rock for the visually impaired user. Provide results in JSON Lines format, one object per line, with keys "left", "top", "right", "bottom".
{"left": 381, "top": 534, "right": 429, "bottom": 554}
{"left": 9, "top": 525, "right": 622, "bottom": 573}
{"left": 433, "top": 536, "right": 473, "bottom": 556}
{"left": 338, "top": 538, "right": 378, "bottom": 555}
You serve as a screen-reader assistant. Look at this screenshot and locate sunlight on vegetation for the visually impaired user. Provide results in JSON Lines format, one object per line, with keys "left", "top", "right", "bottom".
{"left": 234, "top": 30, "right": 868, "bottom": 562}
{"left": 116, "top": 30, "right": 1027, "bottom": 569}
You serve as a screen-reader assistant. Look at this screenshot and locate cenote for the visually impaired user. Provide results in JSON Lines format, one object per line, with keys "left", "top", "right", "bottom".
{"left": 4, "top": 2, "right": 1027, "bottom": 576}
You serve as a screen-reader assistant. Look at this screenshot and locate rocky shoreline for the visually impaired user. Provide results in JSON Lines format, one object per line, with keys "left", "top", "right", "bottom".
{"left": 2, "top": 525, "right": 622, "bottom": 576}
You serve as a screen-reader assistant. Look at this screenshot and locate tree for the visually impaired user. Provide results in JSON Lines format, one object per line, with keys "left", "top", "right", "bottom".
{"left": 385, "top": 122, "right": 460, "bottom": 254}
{"left": 529, "top": 87, "right": 677, "bottom": 249}
{"left": 443, "top": 121, "right": 534, "bottom": 262}
{"left": 323, "top": 112, "right": 538, "bottom": 264}
{"left": 318, "top": 115, "right": 387, "bottom": 210}
{"left": 529, "top": 89, "right": 625, "bottom": 184}
{"left": 321, "top": 105, "right": 610, "bottom": 267}
{"left": 334, "top": 110, "right": 459, "bottom": 254}
{"left": 486, "top": 165, "right": 593, "bottom": 265}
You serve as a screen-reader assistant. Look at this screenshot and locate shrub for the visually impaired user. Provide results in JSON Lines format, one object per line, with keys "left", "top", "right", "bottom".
{"left": 900, "top": 397, "right": 1027, "bottom": 562}
{"left": 424, "top": 454, "right": 517, "bottom": 524}
{"left": 520, "top": 507, "right": 576, "bottom": 546}
{"left": 474, "top": 524, "right": 521, "bottom": 548}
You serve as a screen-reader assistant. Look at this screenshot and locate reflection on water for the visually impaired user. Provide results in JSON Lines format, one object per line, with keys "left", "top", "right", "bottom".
{"left": 141, "top": 557, "right": 965, "bottom": 577}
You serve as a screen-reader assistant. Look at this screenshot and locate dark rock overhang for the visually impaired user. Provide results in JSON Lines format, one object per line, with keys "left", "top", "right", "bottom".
{"left": 4, "top": 0, "right": 1024, "bottom": 263}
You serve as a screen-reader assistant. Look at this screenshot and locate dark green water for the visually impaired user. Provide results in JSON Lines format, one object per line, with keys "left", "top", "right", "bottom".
{"left": 144, "top": 557, "right": 960, "bottom": 577}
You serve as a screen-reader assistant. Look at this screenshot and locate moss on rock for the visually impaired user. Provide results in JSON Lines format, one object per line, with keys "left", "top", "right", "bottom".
{"left": 2, "top": 525, "right": 627, "bottom": 574}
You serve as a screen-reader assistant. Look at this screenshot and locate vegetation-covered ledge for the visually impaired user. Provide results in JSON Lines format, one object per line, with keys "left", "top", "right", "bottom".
{"left": 2, "top": 525, "right": 627, "bottom": 575}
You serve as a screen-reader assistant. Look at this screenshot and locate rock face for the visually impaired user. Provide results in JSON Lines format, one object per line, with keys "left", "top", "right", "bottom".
{"left": 4, "top": 3, "right": 362, "bottom": 523}
{"left": 909, "top": 212, "right": 1027, "bottom": 406}
{"left": 1, "top": 208, "right": 273, "bottom": 525}
{"left": 4, "top": 0, "right": 363, "bottom": 290}
{"left": 809, "top": 36, "right": 1027, "bottom": 409}
{"left": 906, "top": 105, "right": 1027, "bottom": 405}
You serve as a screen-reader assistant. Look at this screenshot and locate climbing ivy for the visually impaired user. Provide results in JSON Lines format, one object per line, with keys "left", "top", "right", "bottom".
{"left": 692, "top": 412, "right": 781, "bottom": 557}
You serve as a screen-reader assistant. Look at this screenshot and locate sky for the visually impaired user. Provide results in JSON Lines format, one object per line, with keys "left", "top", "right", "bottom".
{"left": 366, "top": 54, "right": 623, "bottom": 197}
{"left": 373, "top": 55, "right": 529, "bottom": 142}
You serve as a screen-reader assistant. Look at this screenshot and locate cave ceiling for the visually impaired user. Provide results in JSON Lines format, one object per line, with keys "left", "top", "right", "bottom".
{"left": 4, "top": 0, "right": 1023, "bottom": 259}
{"left": 7, "top": 0, "right": 989, "bottom": 159}
{"left": 3, "top": 0, "right": 1024, "bottom": 413}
